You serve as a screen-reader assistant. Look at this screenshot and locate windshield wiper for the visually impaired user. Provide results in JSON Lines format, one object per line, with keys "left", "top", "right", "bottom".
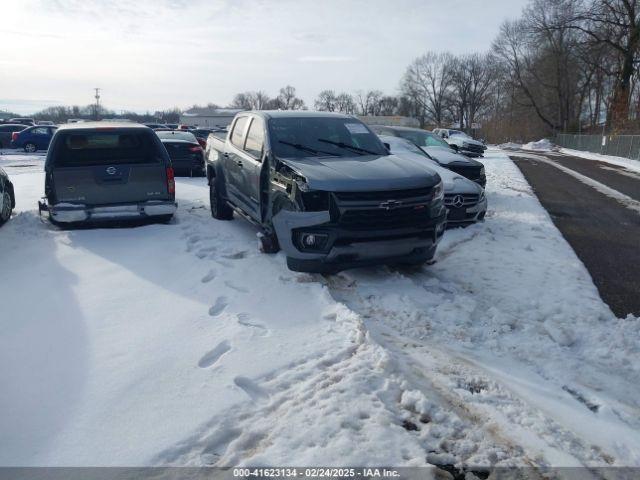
{"left": 317, "top": 139, "right": 378, "bottom": 155}
{"left": 278, "top": 140, "right": 336, "bottom": 157}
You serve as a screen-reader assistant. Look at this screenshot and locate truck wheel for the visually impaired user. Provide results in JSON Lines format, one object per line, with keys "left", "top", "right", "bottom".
{"left": 0, "top": 190, "right": 13, "bottom": 225}
{"left": 209, "top": 178, "right": 233, "bottom": 220}
{"left": 258, "top": 231, "right": 280, "bottom": 254}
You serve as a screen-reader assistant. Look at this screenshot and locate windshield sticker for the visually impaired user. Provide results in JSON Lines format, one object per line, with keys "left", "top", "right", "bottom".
{"left": 344, "top": 123, "right": 369, "bottom": 134}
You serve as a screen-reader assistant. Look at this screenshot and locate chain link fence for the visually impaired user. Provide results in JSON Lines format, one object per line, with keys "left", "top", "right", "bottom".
{"left": 556, "top": 133, "right": 640, "bottom": 160}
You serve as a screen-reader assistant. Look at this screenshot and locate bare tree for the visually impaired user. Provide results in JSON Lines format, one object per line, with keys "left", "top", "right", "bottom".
{"left": 335, "top": 93, "right": 356, "bottom": 114}
{"left": 274, "top": 85, "right": 306, "bottom": 110}
{"left": 314, "top": 90, "right": 337, "bottom": 111}
{"left": 230, "top": 91, "right": 272, "bottom": 110}
{"left": 400, "top": 52, "right": 455, "bottom": 126}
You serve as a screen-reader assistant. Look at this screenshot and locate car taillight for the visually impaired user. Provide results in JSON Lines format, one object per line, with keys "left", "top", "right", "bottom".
{"left": 197, "top": 138, "right": 206, "bottom": 148}
{"left": 189, "top": 146, "right": 203, "bottom": 153}
{"left": 167, "top": 167, "right": 175, "bottom": 195}
{"left": 11, "top": 132, "right": 19, "bottom": 142}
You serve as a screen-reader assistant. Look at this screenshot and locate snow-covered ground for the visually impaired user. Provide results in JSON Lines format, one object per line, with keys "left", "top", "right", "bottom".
{"left": 0, "top": 149, "right": 638, "bottom": 470}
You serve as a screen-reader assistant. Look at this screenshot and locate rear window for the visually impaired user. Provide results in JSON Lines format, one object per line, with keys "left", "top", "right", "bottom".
{"left": 156, "top": 131, "right": 197, "bottom": 143}
{"left": 53, "top": 131, "right": 162, "bottom": 167}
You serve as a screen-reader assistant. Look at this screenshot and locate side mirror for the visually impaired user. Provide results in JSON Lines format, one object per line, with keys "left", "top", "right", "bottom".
{"left": 383, "top": 142, "right": 391, "bottom": 151}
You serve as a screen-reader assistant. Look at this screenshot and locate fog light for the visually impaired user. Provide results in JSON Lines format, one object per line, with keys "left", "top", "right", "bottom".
{"left": 298, "top": 232, "right": 329, "bottom": 251}
{"left": 303, "top": 234, "right": 318, "bottom": 246}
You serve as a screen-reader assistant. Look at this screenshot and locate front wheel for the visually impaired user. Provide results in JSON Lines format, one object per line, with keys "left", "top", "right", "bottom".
{"left": 209, "top": 178, "right": 233, "bottom": 220}
{"left": 24, "top": 143, "right": 37, "bottom": 153}
{"left": 0, "top": 190, "right": 13, "bottom": 225}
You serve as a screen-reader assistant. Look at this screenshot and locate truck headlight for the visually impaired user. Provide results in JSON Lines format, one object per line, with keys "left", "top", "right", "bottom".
{"left": 301, "top": 190, "right": 330, "bottom": 211}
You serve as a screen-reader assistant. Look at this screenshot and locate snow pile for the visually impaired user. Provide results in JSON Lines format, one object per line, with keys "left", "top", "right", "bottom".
{"left": 522, "top": 138, "right": 553, "bottom": 151}
{"left": 1, "top": 148, "right": 639, "bottom": 469}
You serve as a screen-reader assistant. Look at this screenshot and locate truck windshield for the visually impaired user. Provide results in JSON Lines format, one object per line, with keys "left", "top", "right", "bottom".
{"left": 395, "top": 130, "right": 451, "bottom": 149}
{"left": 269, "top": 117, "right": 387, "bottom": 158}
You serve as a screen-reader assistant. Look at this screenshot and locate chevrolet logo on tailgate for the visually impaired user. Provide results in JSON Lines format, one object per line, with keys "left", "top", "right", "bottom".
{"left": 379, "top": 200, "right": 403, "bottom": 210}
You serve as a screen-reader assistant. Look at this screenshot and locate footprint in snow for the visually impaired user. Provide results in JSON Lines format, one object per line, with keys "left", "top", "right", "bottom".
{"left": 234, "top": 376, "right": 269, "bottom": 401}
{"left": 209, "top": 297, "right": 228, "bottom": 317}
{"left": 198, "top": 341, "right": 231, "bottom": 368}
{"left": 222, "top": 250, "right": 248, "bottom": 260}
{"left": 224, "top": 281, "right": 249, "bottom": 293}
{"left": 196, "top": 246, "right": 217, "bottom": 259}
{"left": 237, "top": 313, "right": 268, "bottom": 336}
{"left": 201, "top": 270, "right": 216, "bottom": 284}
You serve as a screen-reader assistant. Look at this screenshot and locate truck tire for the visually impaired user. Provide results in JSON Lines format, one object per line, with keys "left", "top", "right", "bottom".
{"left": 0, "top": 190, "right": 12, "bottom": 225}
{"left": 209, "top": 177, "right": 233, "bottom": 220}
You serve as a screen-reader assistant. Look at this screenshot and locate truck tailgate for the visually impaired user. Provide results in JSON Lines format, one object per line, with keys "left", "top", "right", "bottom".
{"left": 53, "top": 163, "right": 169, "bottom": 206}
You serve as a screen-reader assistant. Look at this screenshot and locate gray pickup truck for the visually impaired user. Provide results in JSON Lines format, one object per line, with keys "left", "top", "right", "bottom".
{"left": 205, "top": 111, "right": 447, "bottom": 273}
{"left": 39, "top": 123, "right": 177, "bottom": 225}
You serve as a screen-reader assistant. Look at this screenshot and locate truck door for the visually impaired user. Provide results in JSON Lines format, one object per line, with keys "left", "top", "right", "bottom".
{"left": 237, "top": 116, "right": 265, "bottom": 220}
{"left": 224, "top": 116, "right": 250, "bottom": 206}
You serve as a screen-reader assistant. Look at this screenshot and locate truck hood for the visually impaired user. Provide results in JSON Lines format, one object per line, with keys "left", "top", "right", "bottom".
{"left": 422, "top": 146, "right": 484, "bottom": 167}
{"left": 279, "top": 154, "right": 440, "bottom": 192}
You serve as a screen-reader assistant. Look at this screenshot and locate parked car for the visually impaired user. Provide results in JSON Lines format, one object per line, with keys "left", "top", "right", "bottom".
{"left": 192, "top": 128, "right": 218, "bottom": 148}
{"left": 144, "top": 123, "right": 168, "bottom": 130}
{"left": 36, "top": 120, "right": 55, "bottom": 126}
{"left": 379, "top": 135, "right": 486, "bottom": 226}
{"left": 156, "top": 130, "right": 205, "bottom": 177}
{"left": 11, "top": 125, "right": 58, "bottom": 152}
{"left": 165, "top": 123, "right": 179, "bottom": 129}
{"left": 0, "top": 167, "right": 15, "bottom": 226}
{"left": 369, "top": 125, "right": 486, "bottom": 187}
{"left": 39, "top": 122, "right": 177, "bottom": 226}
{"left": 433, "top": 128, "right": 486, "bottom": 157}
{"left": 0, "top": 124, "right": 27, "bottom": 149}
{"left": 7, "top": 118, "right": 35, "bottom": 126}
{"left": 206, "top": 111, "right": 447, "bottom": 273}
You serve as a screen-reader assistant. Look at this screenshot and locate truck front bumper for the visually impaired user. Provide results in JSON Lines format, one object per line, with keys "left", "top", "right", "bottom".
{"left": 40, "top": 200, "right": 177, "bottom": 224}
{"left": 272, "top": 209, "right": 447, "bottom": 273}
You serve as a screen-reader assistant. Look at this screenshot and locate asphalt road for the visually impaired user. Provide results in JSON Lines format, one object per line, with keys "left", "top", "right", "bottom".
{"left": 509, "top": 151, "right": 640, "bottom": 318}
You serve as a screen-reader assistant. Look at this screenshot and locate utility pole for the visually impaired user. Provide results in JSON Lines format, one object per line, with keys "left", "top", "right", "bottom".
{"left": 94, "top": 88, "right": 101, "bottom": 121}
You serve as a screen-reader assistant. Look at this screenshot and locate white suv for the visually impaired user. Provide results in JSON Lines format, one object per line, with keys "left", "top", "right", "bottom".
{"left": 433, "top": 128, "right": 486, "bottom": 158}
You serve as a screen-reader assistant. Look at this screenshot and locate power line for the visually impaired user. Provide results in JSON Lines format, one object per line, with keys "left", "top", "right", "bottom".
{"left": 94, "top": 88, "right": 101, "bottom": 120}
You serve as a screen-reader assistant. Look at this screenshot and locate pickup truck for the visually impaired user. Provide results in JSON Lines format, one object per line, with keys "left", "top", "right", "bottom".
{"left": 205, "top": 111, "right": 447, "bottom": 273}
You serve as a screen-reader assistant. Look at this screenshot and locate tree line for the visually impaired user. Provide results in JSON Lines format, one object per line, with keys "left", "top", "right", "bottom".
{"left": 13, "top": 0, "right": 639, "bottom": 142}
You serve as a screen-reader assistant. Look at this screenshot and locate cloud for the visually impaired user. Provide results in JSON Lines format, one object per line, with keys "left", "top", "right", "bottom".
{"left": 297, "top": 56, "right": 357, "bottom": 63}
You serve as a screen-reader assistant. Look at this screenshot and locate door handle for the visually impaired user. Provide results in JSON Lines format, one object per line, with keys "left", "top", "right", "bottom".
{"left": 223, "top": 152, "right": 229, "bottom": 158}
{"left": 236, "top": 160, "right": 243, "bottom": 168}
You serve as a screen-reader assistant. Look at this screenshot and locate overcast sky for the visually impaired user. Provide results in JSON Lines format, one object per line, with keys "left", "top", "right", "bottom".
{"left": 0, "top": 0, "right": 528, "bottom": 114}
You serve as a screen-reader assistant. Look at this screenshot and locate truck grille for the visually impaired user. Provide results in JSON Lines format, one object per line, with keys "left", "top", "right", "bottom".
{"left": 333, "top": 187, "right": 432, "bottom": 203}
{"left": 338, "top": 205, "right": 431, "bottom": 230}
